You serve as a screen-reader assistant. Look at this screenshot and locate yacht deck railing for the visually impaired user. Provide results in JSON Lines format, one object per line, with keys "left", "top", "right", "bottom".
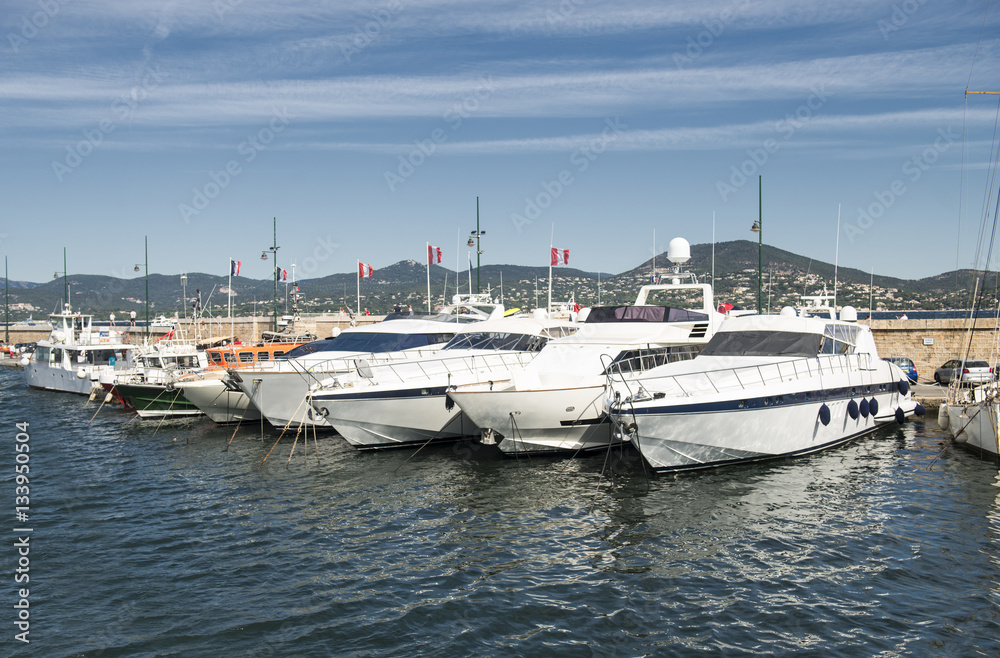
{"left": 617, "top": 353, "right": 879, "bottom": 399}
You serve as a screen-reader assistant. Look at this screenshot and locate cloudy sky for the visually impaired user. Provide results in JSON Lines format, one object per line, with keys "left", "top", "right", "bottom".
{"left": 1, "top": 0, "right": 998, "bottom": 285}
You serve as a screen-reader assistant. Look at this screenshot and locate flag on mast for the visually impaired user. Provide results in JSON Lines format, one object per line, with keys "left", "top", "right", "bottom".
{"left": 428, "top": 245, "right": 442, "bottom": 264}
{"left": 358, "top": 262, "right": 374, "bottom": 278}
{"left": 281, "top": 269, "right": 288, "bottom": 281}
{"left": 550, "top": 248, "right": 569, "bottom": 266}
{"left": 230, "top": 259, "right": 241, "bottom": 276}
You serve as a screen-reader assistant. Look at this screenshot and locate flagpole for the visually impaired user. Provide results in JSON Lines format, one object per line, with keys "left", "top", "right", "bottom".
{"left": 356, "top": 260, "right": 361, "bottom": 318}
{"left": 711, "top": 211, "right": 716, "bottom": 291}
{"left": 426, "top": 242, "right": 431, "bottom": 313}
{"left": 834, "top": 203, "right": 841, "bottom": 312}
{"left": 548, "top": 224, "right": 554, "bottom": 315}
{"left": 228, "top": 258, "right": 233, "bottom": 341}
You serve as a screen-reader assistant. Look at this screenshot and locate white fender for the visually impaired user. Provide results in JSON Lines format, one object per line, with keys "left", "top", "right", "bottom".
{"left": 937, "top": 403, "right": 950, "bottom": 431}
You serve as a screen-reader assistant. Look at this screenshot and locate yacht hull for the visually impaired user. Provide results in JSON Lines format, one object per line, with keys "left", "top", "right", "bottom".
{"left": 114, "top": 383, "right": 203, "bottom": 419}
{"left": 314, "top": 387, "right": 478, "bottom": 449}
{"left": 448, "top": 384, "right": 612, "bottom": 455}
{"left": 177, "top": 377, "right": 261, "bottom": 424}
{"left": 629, "top": 388, "right": 916, "bottom": 472}
{"left": 25, "top": 363, "right": 107, "bottom": 395}
{"left": 234, "top": 370, "right": 335, "bottom": 430}
{"left": 943, "top": 401, "right": 1000, "bottom": 457}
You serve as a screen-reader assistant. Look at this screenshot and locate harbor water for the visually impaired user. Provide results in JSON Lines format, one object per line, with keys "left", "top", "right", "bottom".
{"left": 3, "top": 368, "right": 999, "bottom": 656}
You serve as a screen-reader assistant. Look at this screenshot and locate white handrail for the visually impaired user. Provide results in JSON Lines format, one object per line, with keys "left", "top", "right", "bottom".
{"left": 637, "top": 353, "right": 878, "bottom": 398}
{"left": 313, "top": 350, "right": 539, "bottom": 391}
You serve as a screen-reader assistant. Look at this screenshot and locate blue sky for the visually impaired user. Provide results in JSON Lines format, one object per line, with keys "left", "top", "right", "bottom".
{"left": 2, "top": 0, "right": 998, "bottom": 285}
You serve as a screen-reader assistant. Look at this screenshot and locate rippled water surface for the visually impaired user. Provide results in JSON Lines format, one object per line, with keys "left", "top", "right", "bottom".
{"left": 3, "top": 368, "right": 999, "bottom": 656}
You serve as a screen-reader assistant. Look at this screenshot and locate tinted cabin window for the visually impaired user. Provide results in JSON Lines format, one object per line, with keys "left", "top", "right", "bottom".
{"left": 700, "top": 331, "right": 823, "bottom": 358}
{"left": 257, "top": 351, "right": 270, "bottom": 362}
{"left": 283, "top": 332, "right": 454, "bottom": 358}
{"left": 224, "top": 352, "right": 236, "bottom": 364}
{"left": 239, "top": 352, "right": 253, "bottom": 363}
{"left": 209, "top": 352, "right": 223, "bottom": 365}
{"left": 442, "top": 332, "right": 547, "bottom": 352}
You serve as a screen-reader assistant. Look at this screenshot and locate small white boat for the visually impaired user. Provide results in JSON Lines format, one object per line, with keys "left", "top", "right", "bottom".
{"left": 606, "top": 306, "right": 923, "bottom": 473}
{"left": 308, "top": 316, "right": 578, "bottom": 449}
{"left": 939, "top": 388, "right": 1000, "bottom": 458}
{"left": 24, "top": 304, "right": 139, "bottom": 395}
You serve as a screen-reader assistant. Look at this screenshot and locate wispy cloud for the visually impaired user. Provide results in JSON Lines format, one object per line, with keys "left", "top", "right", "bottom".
{"left": 0, "top": 42, "right": 991, "bottom": 136}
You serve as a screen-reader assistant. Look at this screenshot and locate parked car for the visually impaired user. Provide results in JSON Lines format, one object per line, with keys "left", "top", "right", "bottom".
{"left": 933, "top": 359, "right": 993, "bottom": 384}
{"left": 884, "top": 357, "right": 918, "bottom": 383}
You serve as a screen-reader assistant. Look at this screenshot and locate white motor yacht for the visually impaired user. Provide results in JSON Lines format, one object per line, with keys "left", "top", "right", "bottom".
{"left": 606, "top": 306, "right": 923, "bottom": 472}
{"left": 308, "top": 316, "right": 578, "bottom": 449}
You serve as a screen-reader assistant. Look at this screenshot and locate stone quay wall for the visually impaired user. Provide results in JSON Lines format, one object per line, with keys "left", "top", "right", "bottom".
{"left": 863, "top": 318, "right": 1000, "bottom": 383}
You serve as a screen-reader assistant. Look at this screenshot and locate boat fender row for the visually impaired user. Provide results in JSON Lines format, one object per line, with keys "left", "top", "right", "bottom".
{"left": 819, "top": 397, "right": 903, "bottom": 426}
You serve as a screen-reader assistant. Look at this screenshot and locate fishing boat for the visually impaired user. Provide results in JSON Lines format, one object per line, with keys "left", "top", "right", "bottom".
{"left": 105, "top": 341, "right": 208, "bottom": 418}
{"left": 231, "top": 293, "right": 506, "bottom": 430}
{"left": 308, "top": 316, "right": 578, "bottom": 449}
{"left": 24, "top": 304, "right": 139, "bottom": 395}
{"left": 448, "top": 238, "right": 724, "bottom": 455}
{"left": 606, "top": 306, "right": 923, "bottom": 473}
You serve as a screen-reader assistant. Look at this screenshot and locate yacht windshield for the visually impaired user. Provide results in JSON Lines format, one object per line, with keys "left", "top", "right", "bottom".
{"left": 820, "top": 324, "right": 860, "bottom": 355}
{"left": 699, "top": 331, "right": 823, "bottom": 357}
{"left": 282, "top": 331, "right": 454, "bottom": 358}
{"left": 442, "top": 332, "right": 547, "bottom": 352}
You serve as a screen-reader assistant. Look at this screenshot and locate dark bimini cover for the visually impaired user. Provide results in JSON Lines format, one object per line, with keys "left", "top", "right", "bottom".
{"left": 585, "top": 306, "right": 709, "bottom": 323}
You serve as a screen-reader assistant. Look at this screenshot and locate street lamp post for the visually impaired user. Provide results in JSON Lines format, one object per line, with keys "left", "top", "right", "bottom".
{"left": 467, "top": 197, "right": 485, "bottom": 294}
{"left": 750, "top": 176, "right": 762, "bottom": 314}
{"left": 134, "top": 236, "right": 149, "bottom": 342}
{"left": 180, "top": 274, "right": 187, "bottom": 319}
{"left": 260, "top": 217, "right": 279, "bottom": 332}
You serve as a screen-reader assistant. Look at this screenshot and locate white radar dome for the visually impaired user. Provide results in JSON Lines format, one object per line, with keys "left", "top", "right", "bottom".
{"left": 780, "top": 306, "right": 797, "bottom": 317}
{"left": 840, "top": 306, "right": 857, "bottom": 322}
{"left": 667, "top": 238, "right": 690, "bottom": 264}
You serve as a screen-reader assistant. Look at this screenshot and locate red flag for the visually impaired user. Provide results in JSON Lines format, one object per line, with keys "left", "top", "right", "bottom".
{"left": 358, "top": 263, "right": 374, "bottom": 278}
{"left": 281, "top": 269, "right": 288, "bottom": 281}
{"left": 428, "top": 245, "right": 442, "bottom": 264}
{"left": 550, "top": 247, "right": 570, "bottom": 266}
